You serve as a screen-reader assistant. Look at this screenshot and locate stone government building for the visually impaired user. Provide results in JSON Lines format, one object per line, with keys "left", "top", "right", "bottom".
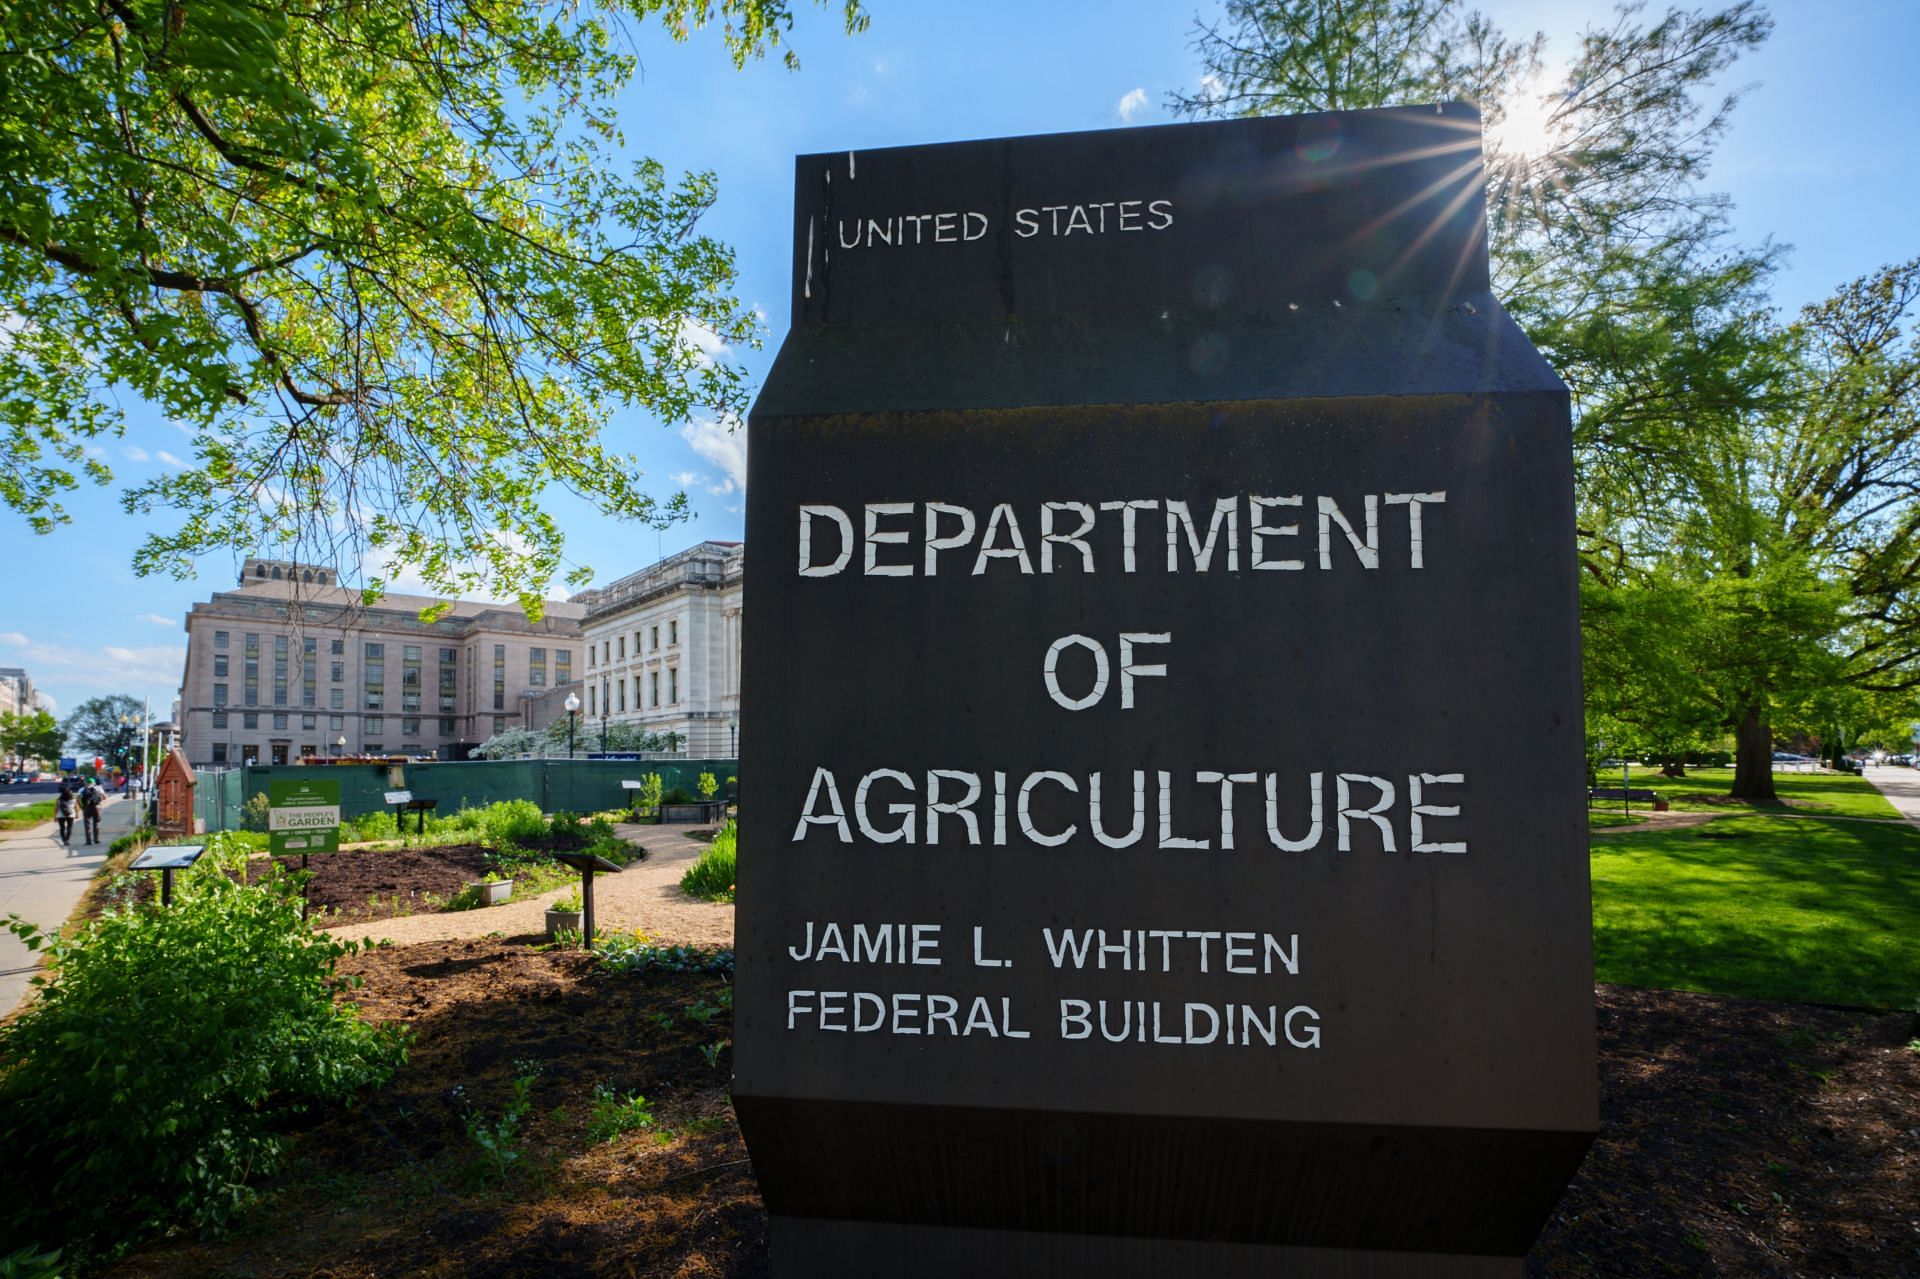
{"left": 176, "top": 545, "right": 743, "bottom": 768}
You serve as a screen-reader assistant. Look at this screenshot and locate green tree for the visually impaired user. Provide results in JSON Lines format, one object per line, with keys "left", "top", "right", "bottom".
{"left": 0, "top": 709, "right": 65, "bottom": 769}
{"left": 57, "top": 694, "right": 144, "bottom": 760}
{"left": 0, "top": 0, "right": 866, "bottom": 613}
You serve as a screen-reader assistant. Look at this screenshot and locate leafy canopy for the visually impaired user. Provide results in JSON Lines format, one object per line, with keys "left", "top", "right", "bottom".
{"left": 0, "top": 0, "right": 866, "bottom": 612}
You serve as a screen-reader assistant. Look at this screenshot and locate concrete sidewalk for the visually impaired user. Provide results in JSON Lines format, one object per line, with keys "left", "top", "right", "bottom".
{"left": 1862, "top": 764, "right": 1920, "bottom": 828}
{"left": 0, "top": 794, "right": 141, "bottom": 1016}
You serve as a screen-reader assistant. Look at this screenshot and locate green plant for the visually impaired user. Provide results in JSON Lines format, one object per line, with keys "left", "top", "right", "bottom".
{"left": 239, "top": 791, "right": 273, "bottom": 833}
{"left": 481, "top": 870, "right": 510, "bottom": 884}
{"left": 478, "top": 799, "right": 547, "bottom": 849}
{"left": 637, "top": 772, "right": 664, "bottom": 818}
{"left": 0, "top": 1244, "right": 63, "bottom": 1279}
{"left": 698, "top": 1039, "right": 730, "bottom": 1069}
{"left": 461, "top": 1059, "right": 541, "bottom": 1181}
{"left": 679, "top": 820, "right": 736, "bottom": 902}
{"left": 660, "top": 786, "right": 696, "bottom": 805}
{"left": 0, "top": 833, "right": 406, "bottom": 1261}
{"left": 596, "top": 934, "right": 734, "bottom": 976}
{"left": 586, "top": 1082, "right": 656, "bottom": 1144}
{"left": 107, "top": 827, "right": 153, "bottom": 857}
{"left": 697, "top": 771, "right": 719, "bottom": 800}
{"left": 346, "top": 809, "right": 398, "bottom": 842}
{"left": 551, "top": 888, "right": 582, "bottom": 913}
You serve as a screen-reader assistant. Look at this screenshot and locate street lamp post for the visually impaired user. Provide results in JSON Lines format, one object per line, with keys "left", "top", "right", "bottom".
{"left": 564, "top": 692, "right": 581, "bottom": 759}
{"left": 335, "top": 735, "right": 346, "bottom": 759}
{"left": 600, "top": 713, "right": 609, "bottom": 754}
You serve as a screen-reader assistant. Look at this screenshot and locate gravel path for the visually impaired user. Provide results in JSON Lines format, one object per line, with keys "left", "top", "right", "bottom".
{"left": 321, "top": 821, "right": 734, "bottom": 949}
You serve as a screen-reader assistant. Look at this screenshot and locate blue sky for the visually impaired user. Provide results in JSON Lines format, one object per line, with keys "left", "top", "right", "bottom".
{"left": 2, "top": 0, "right": 1914, "bottom": 721}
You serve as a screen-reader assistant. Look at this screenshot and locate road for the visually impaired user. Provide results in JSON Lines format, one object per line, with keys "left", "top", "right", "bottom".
{"left": 0, "top": 793, "right": 141, "bottom": 1016}
{"left": 1862, "top": 763, "right": 1920, "bottom": 827}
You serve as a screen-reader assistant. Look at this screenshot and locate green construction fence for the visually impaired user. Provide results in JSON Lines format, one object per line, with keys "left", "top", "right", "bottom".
{"left": 192, "top": 757, "right": 738, "bottom": 833}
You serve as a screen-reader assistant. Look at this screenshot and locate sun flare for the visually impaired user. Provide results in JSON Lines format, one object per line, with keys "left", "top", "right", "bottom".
{"left": 1489, "top": 92, "right": 1561, "bottom": 160}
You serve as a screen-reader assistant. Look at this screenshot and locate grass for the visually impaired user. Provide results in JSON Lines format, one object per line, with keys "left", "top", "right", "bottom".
{"left": 1600, "top": 764, "right": 1904, "bottom": 820}
{"left": 0, "top": 800, "right": 56, "bottom": 830}
{"left": 1591, "top": 812, "right": 1920, "bottom": 1009}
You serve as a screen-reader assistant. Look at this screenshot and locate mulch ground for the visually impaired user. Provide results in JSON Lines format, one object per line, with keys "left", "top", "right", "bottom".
{"left": 93, "top": 943, "right": 1920, "bottom": 1278}
{"left": 263, "top": 843, "right": 495, "bottom": 922}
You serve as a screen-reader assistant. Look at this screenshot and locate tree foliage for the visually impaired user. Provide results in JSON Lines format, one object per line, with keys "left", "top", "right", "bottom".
{"left": 0, "top": 0, "right": 866, "bottom": 613}
{"left": 57, "top": 693, "right": 144, "bottom": 759}
{"left": 0, "top": 709, "right": 64, "bottom": 768}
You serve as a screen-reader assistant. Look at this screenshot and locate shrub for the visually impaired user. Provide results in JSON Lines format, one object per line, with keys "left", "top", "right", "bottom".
{"left": 697, "top": 771, "right": 718, "bottom": 800}
{"left": 551, "top": 888, "right": 583, "bottom": 913}
{"left": 239, "top": 791, "right": 273, "bottom": 833}
{"left": 477, "top": 799, "right": 546, "bottom": 849}
{"left": 595, "top": 934, "right": 734, "bottom": 976}
{"left": 679, "top": 820, "right": 735, "bottom": 902}
{"left": 107, "top": 827, "right": 153, "bottom": 857}
{"left": 0, "top": 833, "right": 406, "bottom": 1262}
{"left": 661, "top": 786, "right": 696, "bottom": 806}
{"left": 346, "top": 809, "right": 398, "bottom": 842}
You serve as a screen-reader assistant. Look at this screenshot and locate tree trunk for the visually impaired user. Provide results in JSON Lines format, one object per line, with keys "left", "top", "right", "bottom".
{"left": 1729, "top": 703, "right": 1777, "bottom": 801}
{"left": 1660, "top": 753, "right": 1688, "bottom": 778}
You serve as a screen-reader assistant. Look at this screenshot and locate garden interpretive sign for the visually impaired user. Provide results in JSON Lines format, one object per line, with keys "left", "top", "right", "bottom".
{"left": 268, "top": 777, "right": 340, "bottom": 856}
{"left": 735, "top": 105, "right": 1598, "bottom": 1276}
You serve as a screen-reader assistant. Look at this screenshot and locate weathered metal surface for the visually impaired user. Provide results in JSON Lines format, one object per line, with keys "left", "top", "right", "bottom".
{"left": 735, "top": 105, "right": 1594, "bottom": 1276}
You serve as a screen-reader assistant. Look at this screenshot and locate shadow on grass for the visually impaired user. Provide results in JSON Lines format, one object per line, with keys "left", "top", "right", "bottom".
{"left": 1592, "top": 814, "right": 1920, "bottom": 1008}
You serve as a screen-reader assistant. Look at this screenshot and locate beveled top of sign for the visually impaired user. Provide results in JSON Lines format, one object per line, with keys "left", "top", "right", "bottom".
{"left": 792, "top": 104, "right": 1487, "bottom": 327}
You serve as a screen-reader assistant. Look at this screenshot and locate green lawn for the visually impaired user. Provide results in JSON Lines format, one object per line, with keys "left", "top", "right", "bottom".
{"left": 0, "top": 800, "right": 56, "bottom": 830}
{"left": 1593, "top": 764, "right": 1906, "bottom": 820}
{"left": 1591, "top": 812, "right": 1920, "bottom": 1009}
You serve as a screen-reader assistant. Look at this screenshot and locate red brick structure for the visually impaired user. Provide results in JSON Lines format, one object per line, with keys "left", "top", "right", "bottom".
{"left": 154, "top": 747, "right": 196, "bottom": 836}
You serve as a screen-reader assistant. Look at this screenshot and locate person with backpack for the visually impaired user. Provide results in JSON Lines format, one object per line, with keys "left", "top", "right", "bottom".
{"left": 54, "top": 782, "right": 78, "bottom": 846}
{"left": 79, "top": 779, "right": 106, "bottom": 845}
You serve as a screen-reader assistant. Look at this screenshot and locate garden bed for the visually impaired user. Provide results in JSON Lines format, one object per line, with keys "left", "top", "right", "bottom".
{"left": 260, "top": 844, "right": 496, "bottom": 922}
{"left": 89, "top": 940, "right": 1919, "bottom": 1279}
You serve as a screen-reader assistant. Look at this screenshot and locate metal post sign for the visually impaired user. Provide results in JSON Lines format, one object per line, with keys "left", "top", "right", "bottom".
{"left": 268, "top": 778, "right": 341, "bottom": 855}
{"left": 736, "top": 106, "right": 1598, "bottom": 1276}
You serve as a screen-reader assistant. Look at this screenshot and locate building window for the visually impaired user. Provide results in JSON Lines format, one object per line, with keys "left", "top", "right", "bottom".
{"left": 273, "top": 635, "right": 289, "bottom": 707}
{"left": 272, "top": 713, "right": 288, "bottom": 730}
{"left": 555, "top": 650, "right": 571, "bottom": 686}
{"left": 365, "top": 743, "right": 384, "bottom": 756}
{"left": 588, "top": 684, "right": 596, "bottom": 717}
{"left": 329, "top": 715, "right": 343, "bottom": 731}
{"left": 330, "top": 688, "right": 343, "bottom": 710}
{"left": 669, "top": 619, "right": 678, "bottom": 647}
{"left": 668, "top": 667, "right": 678, "bottom": 705}
{"left": 650, "top": 625, "right": 659, "bottom": 651}
{"left": 212, "top": 743, "right": 227, "bottom": 765}
{"left": 529, "top": 647, "right": 547, "bottom": 687}
{"left": 214, "top": 630, "right": 229, "bottom": 649}
{"left": 492, "top": 716, "right": 505, "bottom": 733}
{"left": 244, "top": 632, "right": 259, "bottom": 706}
{"left": 401, "top": 646, "right": 422, "bottom": 711}
{"left": 213, "top": 654, "right": 228, "bottom": 678}
{"left": 493, "top": 644, "right": 505, "bottom": 711}
{"left": 401, "top": 744, "right": 421, "bottom": 756}
{"left": 243, "top": 712, "right": 259, "bottom": 730}
{"left": 302, "top": 714, "right": 316, "bottom": 731}
{"left": 618, "top": 635, "right": 626, "bottom": 661}
{"left": 440, "top": 717, "right": 456, "bottom": 734}
{"left": 331, "top": 638, "right": 344, "bottom": 655}
{"left": 439, "top": 649, "right": 458, "bottom": 712}
{"left": 650, "top": 671, "right": 659, "bottom": 708}
{"left": 213, "top": 683, "right": 228, "bottom": 706}
{"left": 588, "top": 647, "right": 596, "bottom": 670}
{"left": 365, "top": 717, "right": 384, "bottom": 735}
{"left": 212, "top": 710, "right": 227, "bottom": 729}
{"left": 402, "top": 717, "right": 420, "bottom": 736}
{"left": 616, "top": 680, "right": 626, "bottom": 712}
{"left": 303, "top": 638, "right": 317, "bottom": 707}
{"left": 365, "top": 643, "right": 385, "bottom": 711}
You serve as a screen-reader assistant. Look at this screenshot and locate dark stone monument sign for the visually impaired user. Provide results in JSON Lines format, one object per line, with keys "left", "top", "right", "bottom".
{"left": 736, "top": 105, "right": 1596, "bottom": 1276}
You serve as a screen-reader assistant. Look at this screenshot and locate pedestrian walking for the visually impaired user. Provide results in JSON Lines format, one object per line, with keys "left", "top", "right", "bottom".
{"left": 79, "top": 779, "right": 106, "bottom": 845}
{"left": 54, "top": 782, "right": 78, "bottom": 846}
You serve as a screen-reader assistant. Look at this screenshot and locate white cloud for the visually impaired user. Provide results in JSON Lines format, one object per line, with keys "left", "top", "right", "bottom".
{"left": 123, "top": 445, "right": 150, "bottom": 462}
{"left": 84, "top": 445, "right": 106, "bottom": 460}
{"left": 681, "top": 416, "right": 746, "bottom": 495}
{"left": 156, "top": 450, "right": 186, "bottom": 469}
{"left": 138, "top": 613, "right": 176, "bottom": 628}
{"left": 0, "top": 633, "right": 186, "bottom": 696}
{"left": 677, "top": 319, "right": 729, "bottom": 368}
{"left": 672, "top": 470, "right": 701, "bottom": 487}
{"left": 1118, "top": 87, "right": 1148, "bottom": 122}
{"left": 1200, "top": 73, "right": 1224, "bottom": 102}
